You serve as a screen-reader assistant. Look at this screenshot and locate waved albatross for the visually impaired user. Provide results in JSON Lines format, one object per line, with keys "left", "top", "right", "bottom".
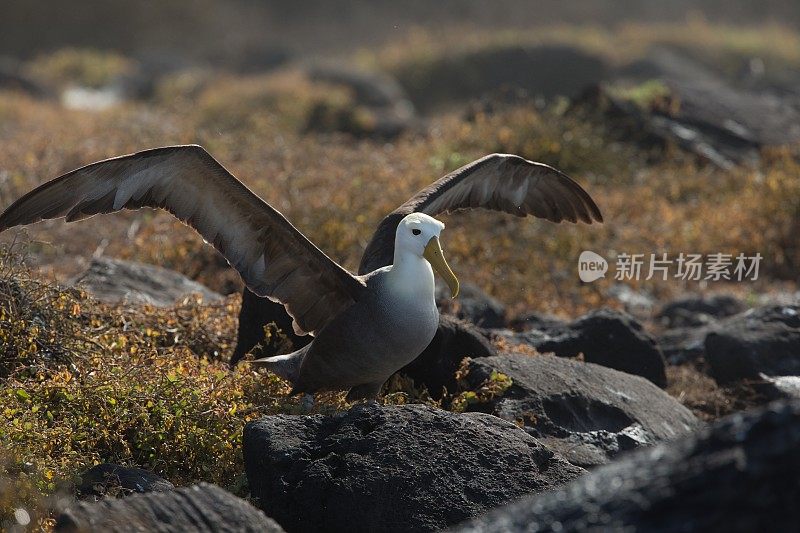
{"left": 231, "top": 152, "right": 604, "bottom": 365}
{"left": 0, "top": 145, "right": 602, "bottom": 400}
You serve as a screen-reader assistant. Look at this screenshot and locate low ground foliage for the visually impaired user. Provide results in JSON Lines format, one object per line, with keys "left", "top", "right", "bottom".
{"left": 0, "top": 246, "right": 442, "bottom": 523}
{"left": 0, "top": 247, "right": 307, "bottom": 521}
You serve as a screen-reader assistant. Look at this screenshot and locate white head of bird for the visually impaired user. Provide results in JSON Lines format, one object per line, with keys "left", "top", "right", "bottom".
{"left": 390, "top": 212, "right": 460, "bottom": 299}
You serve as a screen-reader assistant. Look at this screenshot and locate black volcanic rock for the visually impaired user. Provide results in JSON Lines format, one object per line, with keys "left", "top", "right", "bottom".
{"left": 654, "top": 294, "right": 746, "bottom": 365}
{"left": 508, "top": 312, "right": 566, "bottom": 332}
{"left": 706, "top": 305, "right": 800, "bottom": 385}
{"left": 606, "top": 48, "right": 800, "bottom": 168}
{"left": 657, "top": 293, "right": 746, "bottom": 329}
{"left": 55, "top": 483, "right": 283, "bottom": 532}
{"left": 453, "top": 400, "right": 800, "bottom": 533}
{"left": 308, "top": 65, "right": 410, "bottom": 109}
{"left": 498, "top": 308, "right": 667, "bottom": 387}
{"left": 244, "top": 404, "right": 584, "bottom": 533}
{"left": 437, "top": 281, "right": 507, "bottom": 328}
{"left": 658, "top": 324, "right": 713, "bottom": 364}
{"left": 76, "top": 463, "right": 173, "bottom": 500}
{"left": 464, "top": 353, "right": 699, "bottom": 467}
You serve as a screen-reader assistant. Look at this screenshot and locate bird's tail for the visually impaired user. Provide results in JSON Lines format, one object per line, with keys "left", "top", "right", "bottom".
{"left": 250, "top": 347, "right": 306, "bottom": 384}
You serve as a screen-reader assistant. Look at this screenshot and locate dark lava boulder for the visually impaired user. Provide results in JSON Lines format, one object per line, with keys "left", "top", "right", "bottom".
{"left": 498, "top": 308, "right": 667, "bottom": 387}
{"left": 399, "top": 314, "right": 495, "bottom": 397}
{"left": 437, "top": 281, "right": 507, "bottom": 329}
{"left": 656, "top": 293, "right": 746, "bottom": 329}
{"left": 453, "top": 400, "right": 800, "bottom": 533}
{"left": 69, "top": 257, "right": 222, "bottom": 307}
{"left": 244, "top": 404, "right": 584, "bottom": 533}
{"left": 55, "top": 482, "right": 284, "bottom": 532}
{"left": 706, "top": 305, "right": 800, "bottom": 385}
{"left": 658, "top": 324, "right": 713, "bottom": 364}
{"left": 308, "top": 65, "right": 411, "bottom": 110}
{"left": 508, "top": 312, "right": 565, "bottom": 332}
{"left": 76, "top": 463, "right": 173, "bottom": 500}
{"left": 464, "top": 353, "right": 699, "bottom": 467}
{"left": 654, "top": 294, "right": 747, "bottom": 364}
{"left": 304, "top": 65, "right": 415, "bottom": 139}
{"left": 607, "top": 48, "right": 800, "bottom": 168}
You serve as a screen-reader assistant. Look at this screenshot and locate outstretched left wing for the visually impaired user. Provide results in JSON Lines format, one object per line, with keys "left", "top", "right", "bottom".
{"left": 358, "top": 153, "right": 603, "bottom": 273}
{"left": 0, "top": 145, "right": 366, "bottom": 335}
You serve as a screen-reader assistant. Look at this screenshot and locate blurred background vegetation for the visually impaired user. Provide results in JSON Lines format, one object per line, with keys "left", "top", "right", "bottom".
{"left": 3, "top": 0, "right": 799, "bottom": 60}
{"left": 1, "top": 1, "right": 799, "bottom": 528}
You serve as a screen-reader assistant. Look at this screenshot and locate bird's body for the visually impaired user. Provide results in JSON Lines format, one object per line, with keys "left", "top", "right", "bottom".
{"left": 264, "top": 263, "right": 439, "bottom": 400}
{"left": 262, "top": 213, "right": 450, "bottom": 399}
{"left": 0, "top": 144, "right": 602, "bottom": 401}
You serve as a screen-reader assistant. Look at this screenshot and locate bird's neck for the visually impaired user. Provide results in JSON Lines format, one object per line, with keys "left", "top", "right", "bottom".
{"left": 387, "top": 252, "right": 435, "bottom": 300}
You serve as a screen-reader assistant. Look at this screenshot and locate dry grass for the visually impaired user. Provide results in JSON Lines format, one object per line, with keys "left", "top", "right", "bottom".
{"left": 666, "top": 363, "right": 775, "bottom": 422}
{"left": 666, "top": 364, "right": 735, "bottom": 421}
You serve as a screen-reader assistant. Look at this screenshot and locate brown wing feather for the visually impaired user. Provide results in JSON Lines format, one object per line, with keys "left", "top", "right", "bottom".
{"left": 408, "top": 154, "right": 603, "bottom": 222}
{"left": 358, "top": 153, "right": 602, "bottom": 273}
{"left": 0, "top": 145, "right": 365, "bottom": 335}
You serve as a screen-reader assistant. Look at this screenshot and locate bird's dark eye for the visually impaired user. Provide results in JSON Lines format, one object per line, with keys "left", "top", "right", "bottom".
{"left": 412, "top": 228, "right": 421, "bottom": 236}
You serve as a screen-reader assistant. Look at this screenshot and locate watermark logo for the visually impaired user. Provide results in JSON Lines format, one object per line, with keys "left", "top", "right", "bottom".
{"left": 578, "top": 251, "right": 762, "bottom": 283}
{"left": 578, "top": 250, "right": 608, "bottom": 282}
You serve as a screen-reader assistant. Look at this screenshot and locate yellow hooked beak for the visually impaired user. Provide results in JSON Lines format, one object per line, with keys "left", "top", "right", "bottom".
{"left": 423, "top": 236, "right": 459, "bottom": 298}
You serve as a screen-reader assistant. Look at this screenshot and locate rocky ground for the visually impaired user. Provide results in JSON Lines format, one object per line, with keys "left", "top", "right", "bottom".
{"left": 1, "top": 18, "right": 800, "bottom": 532}
{"left": 6, "top": 253, "right": 800, "bottom": 532}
